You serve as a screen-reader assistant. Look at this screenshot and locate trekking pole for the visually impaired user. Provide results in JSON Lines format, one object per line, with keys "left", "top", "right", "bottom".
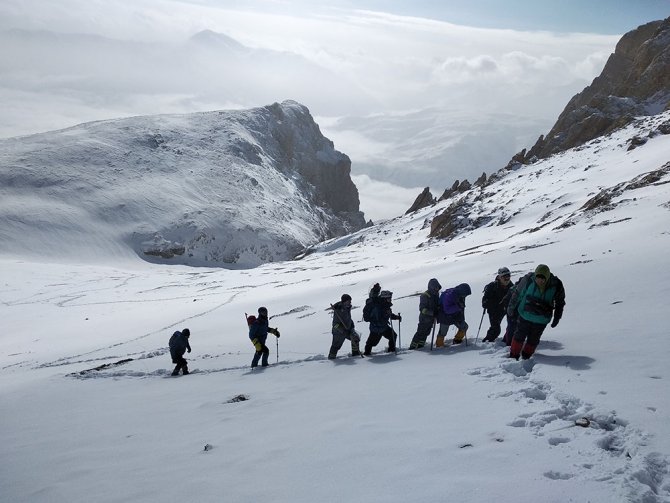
{"left": 276, "top": 336, "right": 279, "bottom": 364}
{"left": 392, "top": 319, "right": 398, "bottom": 354}
{"left": 398, "top": 313, "right": 402, "bottom": 350}
{"left": 429, "top": 318, "right": 436, "bottom": 351}
{"left": 474, "top": 308, "right": 486, "bottom": 345}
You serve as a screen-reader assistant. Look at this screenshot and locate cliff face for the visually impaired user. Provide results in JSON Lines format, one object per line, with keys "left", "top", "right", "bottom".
{"left": 0, "top": 101, "right": 366, "bottom": 267}
{"left": 523, "top": 17, "right": 670, "bottom": 161}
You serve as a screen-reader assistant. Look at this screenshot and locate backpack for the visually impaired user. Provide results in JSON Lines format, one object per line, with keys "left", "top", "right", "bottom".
{"left": 363, "top": 299, "right": 373, "bottom": 322}
{"left": 246, "top": 315, "right": 257, "bottom": 326}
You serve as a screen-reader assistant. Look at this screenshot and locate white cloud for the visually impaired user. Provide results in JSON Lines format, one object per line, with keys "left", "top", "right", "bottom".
{"left": 352, "top": 174, "right": 424, "bottom": 222}
{"left": 0, "top": 1, "right": 619, "bottom": 123}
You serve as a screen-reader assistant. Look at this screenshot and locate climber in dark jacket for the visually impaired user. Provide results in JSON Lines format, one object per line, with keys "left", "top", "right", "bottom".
{"left": 328, "top": 294, "right": 360, "bottom": 359}
{"left": 363, "top": 290, "right": 401, "bottom": 354}
{"left": 248, "top": 306, "right": 280, "bottom": 368}
{"left": 481, "top": 267, "right": 513, "bottom": 342}
{"left": 409, "top": 278, "right": 442, "bottom": 349}
{"left": 507, "top": 264, "right": 565, "bottom": 360}
{"left": 169, "top": 328, "right": 191, "bottom": 376}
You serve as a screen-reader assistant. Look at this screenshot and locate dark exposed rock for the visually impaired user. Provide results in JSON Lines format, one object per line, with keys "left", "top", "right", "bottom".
{"left": 439, "top": 179, "right": 472, "bottom": 201}
{"left": 405, "top": 187, "right": 436, "bottom": 214}
{"left": 429, "top": 199, "right": 472, "bottom": 240}
{"left": 656, "top": 120, "right": 670, "bottom": 134}
{"left": 514, "top": 17, "right": 670, "bottom": 163}
{"left": 627, "top": 135, "right": 648, "bottom": 150}
{"left": 474, "top": 172, "right": 487, "bottom": 187}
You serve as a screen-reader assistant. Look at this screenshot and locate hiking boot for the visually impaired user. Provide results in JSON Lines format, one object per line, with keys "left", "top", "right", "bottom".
{"left": 452, "top": 338, "right": 463, "bottom": 345}
{"left": 351, "top": 350, "right": 361, "bottom": 357}
{"left": 435, "top": 335, "right": 445, "bottom": 347}
{"left": 182, "top": 369, "right": 190, "bottom": 375}
{"left": 171, "top": 370, "right": 179, "bottom": 376}
{"left": 328, "top": 354, "right": 336, "bottom": 360}
{"left": 386, "top": 346, "right": 396, "bottom": 353}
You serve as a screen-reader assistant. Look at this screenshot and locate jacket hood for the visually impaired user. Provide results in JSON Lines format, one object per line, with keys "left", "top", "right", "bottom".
{"left": 454, "top": 283, "right": 472, "bottom": 297}
{"left": 428, "top": 278, "right": 442, "bottom": 292}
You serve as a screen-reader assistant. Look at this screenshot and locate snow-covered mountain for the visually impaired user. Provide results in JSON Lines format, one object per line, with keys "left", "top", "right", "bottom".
{"left": 2, "top": 107, "right": 669, "bottom": 502}
{"left": 0, "top": 100, "right": 366, "bottom": 267}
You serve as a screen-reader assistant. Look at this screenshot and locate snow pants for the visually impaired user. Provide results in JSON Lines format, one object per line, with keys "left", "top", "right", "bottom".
{"left": 171, "top": 351, "right": 188, "bottom": 375}
{"left": 251, "top": 344, "right": 270, "bottom": 367}
{"left": 409, "top": 314, "right": 435, "bottom": 349}
{"left": 509, "top": 317, "right": 547, "bottom": 359}
{"left": 483, "top": 310, "right": 506, "bottom": 342}
{"left": 329, "top": 327, "right": 360, "bottom": 358}
{"left": 503, "top": 317, "right": 517, "bottom": 346}
{"left": 365, "top": 327, "right": 397, "bottom": 354}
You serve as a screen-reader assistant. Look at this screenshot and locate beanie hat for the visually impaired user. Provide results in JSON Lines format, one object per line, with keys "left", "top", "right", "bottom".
{"left": 534, "top": 264, "right": 550, "bottom": 279}
{"left": 497, "top": 267, "right": 510, "bottom": 277}
{"left": 258, "top": 306, "right": 268, "bottom": 317}
{"left": 370, "top": 283, "right": 381, "bottom": 297}
{"left": 341, "top": 294, "right": 352, "bottom": 302}
{"left": 182, "top": 328, "right": 190, "bottom": 337}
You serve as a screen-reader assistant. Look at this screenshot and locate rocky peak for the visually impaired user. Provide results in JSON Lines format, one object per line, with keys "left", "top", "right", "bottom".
{"left": 438, "top": 179, "right": 472, "bottom": 201}
{"left": 516, "top": 17, "right": 670, "bottom": 162}
{"left": 405, "top": 187, "right": 436, "bottom": 214}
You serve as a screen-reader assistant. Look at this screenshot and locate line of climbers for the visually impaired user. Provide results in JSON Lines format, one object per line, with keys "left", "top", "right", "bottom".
{"left": 324, "top": 263, "right": 565, "bottom": 363}
{"left": 168, "top": 264, "right": 565, "bottom": 374}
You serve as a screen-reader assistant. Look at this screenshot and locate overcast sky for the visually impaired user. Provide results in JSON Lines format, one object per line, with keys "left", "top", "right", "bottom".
{"left": 1, "top": 0, "right": 668, "bottom": 219}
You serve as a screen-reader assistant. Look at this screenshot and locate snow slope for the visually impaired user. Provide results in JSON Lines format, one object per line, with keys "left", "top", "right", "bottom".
{"left": 1, "top": 112, "right": 670, "bottom": 502}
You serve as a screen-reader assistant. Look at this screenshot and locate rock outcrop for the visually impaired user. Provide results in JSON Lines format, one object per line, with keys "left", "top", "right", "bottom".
{"left": 405, "top": 187, "right": 436, "bottom": 214}
{"left": 439, "top": 179, "right": 472, "bottom": 201}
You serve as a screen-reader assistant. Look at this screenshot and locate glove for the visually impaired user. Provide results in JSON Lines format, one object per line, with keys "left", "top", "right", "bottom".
{"left": 397, "top": 315, "right": 402, "bottom": 322}
{"left": 551, "top": 318, "right": 560, "bottom": 328}
{"left": 275, "top": 330, "right": 280, "bottom": 338}
{"left": 187, "top": 348, "right": 191, "bottom": 353}
{"left": 269, "top": 327, "right": 280, "bottom": 338}
{"left": 421, "top": 309, "right": 433, "bottom": 317}
{"left": 252, "top": 339, "right": 262, "bottom": 352}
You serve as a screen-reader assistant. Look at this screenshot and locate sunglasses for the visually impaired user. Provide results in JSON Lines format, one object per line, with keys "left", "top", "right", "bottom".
{"left": 501, "top": 275, "right": 511, "bottom": 279}
{"left": 535, "top": 274, "right": 547, "bottom": 280}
